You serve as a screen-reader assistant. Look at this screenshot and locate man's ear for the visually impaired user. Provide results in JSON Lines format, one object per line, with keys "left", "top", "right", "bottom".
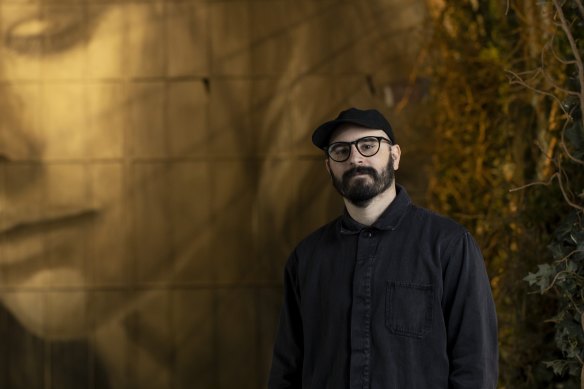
{"left": 325, "top": 158, "right": 331, "bottom": 174}
{"left": 391, "top": 144, "right": 401, "bottom": 171}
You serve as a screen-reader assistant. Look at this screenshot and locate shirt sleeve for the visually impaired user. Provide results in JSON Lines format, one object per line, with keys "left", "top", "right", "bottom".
{"left": 441, "top": 232, "right": 498, "bottom": 389}
{"left": 268, "top": 252, "right": 303, "bottom": 389}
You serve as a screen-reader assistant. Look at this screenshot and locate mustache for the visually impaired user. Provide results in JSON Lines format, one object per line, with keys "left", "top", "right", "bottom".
{"left": 343, "top": 166, "right": 378, "bottom": 180}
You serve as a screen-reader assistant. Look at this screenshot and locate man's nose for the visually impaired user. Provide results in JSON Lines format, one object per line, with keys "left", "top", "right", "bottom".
{"left": 347, "top": 143, "right": 364, "bottom": 164}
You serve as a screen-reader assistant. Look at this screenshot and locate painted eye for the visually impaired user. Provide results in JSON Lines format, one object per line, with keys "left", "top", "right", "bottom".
{"left": 4, "top": 9, "right": 89, "bottom": 56}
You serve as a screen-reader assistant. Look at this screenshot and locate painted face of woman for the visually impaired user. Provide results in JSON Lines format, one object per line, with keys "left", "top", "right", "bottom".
{"left": 0, "top": 2, "right": 213, "bottom": 339}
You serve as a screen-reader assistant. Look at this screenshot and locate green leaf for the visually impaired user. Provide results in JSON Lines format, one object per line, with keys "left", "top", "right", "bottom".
{"left": 537, "top": 263, "right": 552, "bottom": 273}
{"left": 524, "top": 272, "right": 538, "bottom": 286}
{"left": 548, "top": 242, "right": 564, "bottom": 260}
{"left": 565, "top": 261, "right": 577, "bottom": 273}
{"left": 543, "top": 360, "right": 569, "bottom": 376}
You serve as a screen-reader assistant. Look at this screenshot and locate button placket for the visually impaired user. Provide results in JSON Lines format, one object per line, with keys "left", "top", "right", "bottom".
{"left": 349, "top": 229, "right": 380, "bottom": 388}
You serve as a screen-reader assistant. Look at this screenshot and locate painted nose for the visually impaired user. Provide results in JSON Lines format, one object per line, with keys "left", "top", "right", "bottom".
{"left": 0, "top": 81, "right": 44, "bottom": 198}
{"left": 0, "top": 128, "right": 38, "bottom": 161}
{"left": 0, "top": 85, "right": 40, "bottom": 161}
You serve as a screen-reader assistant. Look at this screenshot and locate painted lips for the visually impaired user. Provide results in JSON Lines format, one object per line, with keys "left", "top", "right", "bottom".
{"left": 0, "top": 205, "right": 98, "bottom": 265}
{"left": 0, "top": 205, "right": 97, "bottom": 236}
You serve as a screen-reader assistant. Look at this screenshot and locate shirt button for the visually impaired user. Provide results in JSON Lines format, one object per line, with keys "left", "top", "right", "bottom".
{"left": 366, "top": 231, "right": 372, "bottom": 238}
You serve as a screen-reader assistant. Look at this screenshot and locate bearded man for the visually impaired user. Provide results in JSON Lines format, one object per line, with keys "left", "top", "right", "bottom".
{"left": 268, "top": 108, "right": 498, "bottom": 389}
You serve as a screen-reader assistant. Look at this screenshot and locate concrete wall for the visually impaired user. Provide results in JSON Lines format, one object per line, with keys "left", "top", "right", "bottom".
{"left": 0, "top": 0, "right": 428, "bottom": 387}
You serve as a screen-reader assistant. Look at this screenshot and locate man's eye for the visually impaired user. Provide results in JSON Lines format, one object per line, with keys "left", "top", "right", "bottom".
{"left": 331, "top": 145, "right": 348, "bottom": 155}
{"left": 4, "top": 9, "right": 95, "bottom": 56}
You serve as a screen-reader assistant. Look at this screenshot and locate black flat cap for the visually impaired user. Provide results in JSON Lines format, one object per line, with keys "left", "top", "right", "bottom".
{"left": 311, "top": 107, "right": 395, "bottom": 148}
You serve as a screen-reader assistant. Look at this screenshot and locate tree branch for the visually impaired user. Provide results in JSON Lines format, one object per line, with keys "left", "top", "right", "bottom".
{"left": 560, "top": 119, "right": 584, "bottom": 165}
{"left": 509, "top": 172, "right": 559, "bottom": 192}
{"left": 575, "top": 0, "right": 584, "bottom": 20}
{"left": 505, "top": 69, "right": 571, "bottom": 117}
{"left": 552, "top": 0, "right": 584, "bottom": 128}
{"left": 557, "top": 161, "right": 584, "bottom": 211}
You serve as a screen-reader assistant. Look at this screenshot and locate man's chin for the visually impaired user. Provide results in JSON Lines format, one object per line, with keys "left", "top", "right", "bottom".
{"left": 346, "top": 197, "right": 374, "bottom": 208}
{"left": 343, "top": 186, "right": 376, "bottom": 206}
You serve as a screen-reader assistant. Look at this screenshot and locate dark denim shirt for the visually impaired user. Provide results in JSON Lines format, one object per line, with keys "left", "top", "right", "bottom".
{"left": 268, "top": 186, "right": 498, "bottom": 389}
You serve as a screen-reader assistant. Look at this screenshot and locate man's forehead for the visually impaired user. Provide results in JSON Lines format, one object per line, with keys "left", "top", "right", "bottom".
{"left": 329, "top": 125, "right": 387, "bottom": 143}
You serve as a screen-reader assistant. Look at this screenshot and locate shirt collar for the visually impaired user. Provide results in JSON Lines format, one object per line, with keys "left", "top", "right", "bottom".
{"left": 339, "top": 184, "right": 412, "bottom": 234}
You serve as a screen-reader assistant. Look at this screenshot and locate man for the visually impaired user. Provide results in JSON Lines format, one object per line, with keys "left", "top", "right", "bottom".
{"left": 268, "top": 108, "right": 498, "bottom": 388}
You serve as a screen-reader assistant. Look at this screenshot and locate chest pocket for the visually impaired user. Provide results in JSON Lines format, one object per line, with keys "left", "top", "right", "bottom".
{"left": 385, "top": 281, "right": 433, "bottom": 339}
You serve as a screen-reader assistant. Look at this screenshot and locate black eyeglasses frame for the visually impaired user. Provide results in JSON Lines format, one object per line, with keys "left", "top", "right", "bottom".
{"left": 324, "top": 136, "right": 392, "bottom": 162}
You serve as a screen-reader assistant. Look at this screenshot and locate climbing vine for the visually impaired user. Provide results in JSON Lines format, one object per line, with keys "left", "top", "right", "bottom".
{"left": 419, "top": 0, "right": 584, "bottom": 387}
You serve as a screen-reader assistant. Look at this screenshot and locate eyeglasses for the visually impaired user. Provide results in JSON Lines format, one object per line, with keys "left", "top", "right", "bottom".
{"left": 325, "top": 136, "right": 392, "bottom": 162}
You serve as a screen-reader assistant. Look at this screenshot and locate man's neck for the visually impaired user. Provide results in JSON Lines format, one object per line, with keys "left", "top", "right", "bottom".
{"left": 344, "top": 184, "right": 397, "bottom": 226}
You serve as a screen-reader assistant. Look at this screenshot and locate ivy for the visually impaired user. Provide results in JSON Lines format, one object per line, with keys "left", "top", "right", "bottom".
{"left": 420, "top": 0, "right": 584, "bottom": 386}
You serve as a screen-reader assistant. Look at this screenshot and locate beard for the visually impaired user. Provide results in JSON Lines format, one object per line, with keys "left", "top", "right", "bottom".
{"left": 330, "top": 155, "right": 395, "bottom": 208}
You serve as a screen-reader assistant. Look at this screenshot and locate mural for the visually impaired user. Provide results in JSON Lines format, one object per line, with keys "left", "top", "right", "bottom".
{"left": 0, "top": 0, "right": 426, "bottom": 387}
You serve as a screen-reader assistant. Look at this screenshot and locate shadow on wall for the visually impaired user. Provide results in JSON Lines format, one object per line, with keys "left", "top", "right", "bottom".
{"left": 0, "top": 0, "right": 427, "bottom": 387}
